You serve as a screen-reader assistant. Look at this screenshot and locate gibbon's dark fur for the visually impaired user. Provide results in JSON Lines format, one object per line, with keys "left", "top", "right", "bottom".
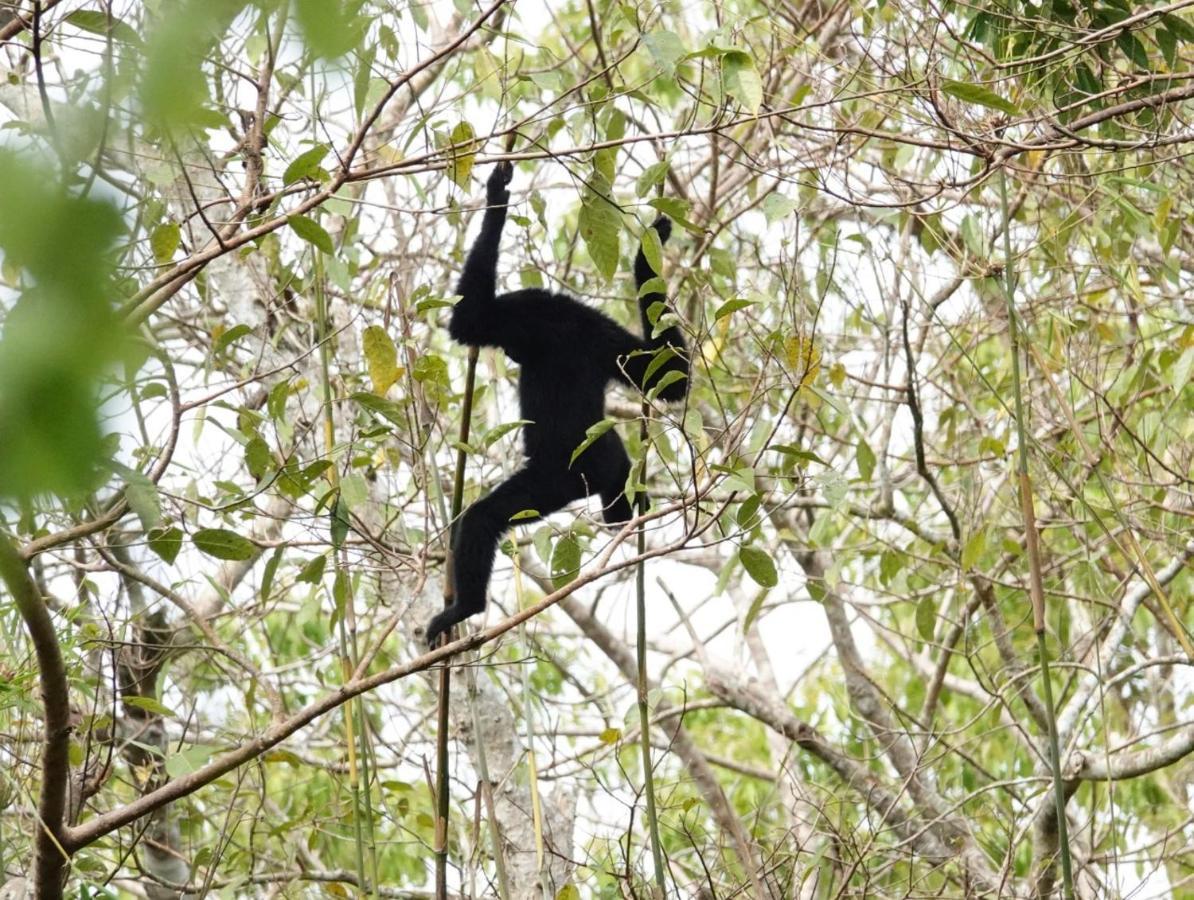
{"left": 425, "top": 162, "right": 689, "bottom": 647}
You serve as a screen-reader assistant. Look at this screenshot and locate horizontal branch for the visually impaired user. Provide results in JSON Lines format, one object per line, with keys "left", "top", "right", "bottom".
{"left": 64, "top": 515, "right": 684, "bottom": 849}
{"left": 1066, "top": 722, "right": 1194, "bottom": 782}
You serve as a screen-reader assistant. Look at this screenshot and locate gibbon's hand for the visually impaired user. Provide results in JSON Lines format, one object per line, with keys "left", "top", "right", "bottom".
{"left": 486, "top": 160, "right": 514, "bottom": 205}
{"left": 651, "top": 215, "right": 672, "bottom": 245}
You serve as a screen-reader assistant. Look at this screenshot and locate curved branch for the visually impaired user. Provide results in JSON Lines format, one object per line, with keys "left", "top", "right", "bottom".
{"left": 0, "top": 533, "right": 70, "bottom": 898}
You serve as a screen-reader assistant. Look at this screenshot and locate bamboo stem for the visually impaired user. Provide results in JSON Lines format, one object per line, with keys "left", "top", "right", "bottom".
{"left": 998, "top": 168, "right": 1075, "bottom": 900}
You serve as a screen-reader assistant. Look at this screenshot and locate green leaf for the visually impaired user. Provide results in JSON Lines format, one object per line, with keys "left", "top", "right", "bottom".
{"left": 961, "top": 529, "right": 987, "bottom": 571}
{"left": 0, "top": 151, "right": 125, "bottom": 499}
{"left": 294, "top": 0, "right": 367, "bottom": 58}
{"left": 636, "top": 160, "right": 670, "bottom": 198}
{"left": 354, "top": 45, "right": 376, "bottom": 117}
{"left": 579, "top": 190, "right": 621, "bottom": 281}
{"left": 769, "top": 444, "right": 827, "bottom": 467}
{"left": 647, "top": 368, "right": 687, "bottom": 401}
{"left": 150, "top": 222, "right": 180, "bottom": 263}
{"left": 362, "top": 325, "right": 401, "bottom": 395}
{"left": 640, "top": 224, "right": 663, "bottom": 276}
{"left": 915, "top": 595, "right": 936, "bottom": 642}
{"left": 737, "top": 495, "right": 762, "bottom": 529}
{"left": 192, "top": 528, "right": 255, "bottom": 561}
{"left": 333, "top": 569, "right": 351, "bottom": 617}
{"left": 642, "top": 31, "right": 685, "bottom": 77}
{"left": 483, "top": 419, "right": 531, "bottom": 447}
{"left": 1163, "top": 12, "right": 1194, "bottom": 43}
{"left": 722, "top": 50, "right": 763, "bottom": 113}
{"left": 123, "top": 695, "right": 175, "bottom": 717}
{"left": 570, "top": 419, "right": 617, "bottom": 466}
{"left": 445, "top": 121, "right": 477, "bottom": 187}
{"left": 742, "top": 588, "right": 767, "bottom": 632}
{"left": 66, "top": 10, "right": 141, "bottom": 45}
{"left": 296, "top": 554, "right": 326, "bottom": 584}
{"left": 762, "top": 193, "right": 799, "bottom": 225}
{"left": 715, "top": 298, "right": 754, "bottom": 320}
{"left": 551, "top": 533, "right": 582, "bottom": 590}
{"left": 1115, "top": 31, "right": 1149, "bottom": 69}
{"left": 261, "top": 546, "right": 283, "bottom": 600}
{"left": 244, "top": 436, "right": 271, "bottom": 480}
{"left": 213, "top": 323, "right": 252, "bottom": 355}
{"left": 139, "top": 1, "right": 241, "bottom": 132}
{"left": 351, "top": 391, "right": 405, "bottom": 427}
{"left": 856, "top": 439, "right": 876, "bottom": 481}
{"left": 942, "top": 79, "right": 1020, "bottom": 115}
{"left": 287, "top": 214, "right": 334, "bottom": 255}
{"left": 147, "top": 526, "right": 183, "bottom": 565}
{"left": 331, "top": 492, "right": 350, "bottom": 550}
{"left": 120, "top": 468, "right": 161, "bottom": 530}
{"left": 647, "top": 197, "right": 699, "bottom": 231}
{"left": 879, "top": 548, "right": 903, "bottom": 585}
{"left": 739, "top": 545, "right": 778, "bottom": 588}
{"left": 282, "top": 144, "right": 330, "bottom": 186}
{"left": 164, "top": 744, "right": 216, "bottom": 778}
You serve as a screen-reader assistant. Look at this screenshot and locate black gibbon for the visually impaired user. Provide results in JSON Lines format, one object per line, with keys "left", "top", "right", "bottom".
{"left": 425, "top": 161, "right": 689, "bottom": 648}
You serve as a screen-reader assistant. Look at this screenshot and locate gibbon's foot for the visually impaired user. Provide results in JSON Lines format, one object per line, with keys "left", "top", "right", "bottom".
{"left": 487, "top": 161, "right": 514, "bottom": 204}
{"left": 651, "top": 215, "right": 672, "bottom": 244}
{"left": 425, "top": 605, "right": 468, "bottom": 650}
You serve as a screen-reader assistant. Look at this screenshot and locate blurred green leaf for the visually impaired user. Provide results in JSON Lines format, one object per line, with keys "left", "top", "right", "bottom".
{"left": 0, "top": 150, "right": 126, "bottom": 498}
{"left": 282, "top": 145, "right": 330, "bottom": 186}
{"left": 287, "top": 215, "right": 334, "bottom": 255}
{"left": 915, "top": 596, "right": 936, "bottom": 643}
{"left": 942, "top": 79, "right": 1020, "bottom": 115}
{"left": 193, "top": 528, "right": 255, "bottom": 561}
{"left": 140, "top": 0, "right": 245, "bottom": 132}
{"left": 551, "top": 533, "right": 582, "bottom": 590}
{"left": 66, "top": 10, "right": 142, "bottom": 45}
{"left": 294, "top": 0, "right": 368, "bottom": 59}
{"left": 150, "top": 222, "right": 181, "bottom": 264}
{"left": 642, "top": 31, "right": 685, "bottom": 77}
{"left": 739, "top": 545, "right": 778, "bottom": 588}
{"left": 722, "top": 50, "right": 762, "bottom": 113}
{"left": 147, "top": 527, "right": 183, "bottom": 565}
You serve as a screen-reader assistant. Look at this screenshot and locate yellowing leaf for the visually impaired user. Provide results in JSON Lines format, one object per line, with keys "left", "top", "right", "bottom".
{"left": 445, "top": 121, "right": 477, "bottom": 187}
{"left": 784, "top": 335, "right": 821, "bottom": 389}
{"left": 362, "top": 325, "right": 401, "bottom": 395}
{"left": 150, "top": 222, "right": 180, "bottom": 263}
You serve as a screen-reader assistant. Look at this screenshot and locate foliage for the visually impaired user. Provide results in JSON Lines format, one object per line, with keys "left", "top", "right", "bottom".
{"left": 1, "top": 0, "right": 1193, "bottom": 897}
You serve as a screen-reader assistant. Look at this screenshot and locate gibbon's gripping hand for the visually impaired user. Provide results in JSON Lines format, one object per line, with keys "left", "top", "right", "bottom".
{"left": 486, "top": 160, "right": 514, "bottom": 206}
{"left": 650, "top": 214, "right": 672, "bottom": 245}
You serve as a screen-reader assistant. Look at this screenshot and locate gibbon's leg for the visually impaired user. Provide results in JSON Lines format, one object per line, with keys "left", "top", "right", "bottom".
{"left": 613, "top": 216, "right": 690, "bottom": 401}
{"left": 427, "top": 464, "right": 585, "bottom": 647}
{"left": 579, "top": 429, "right": 634, "bottom": 525}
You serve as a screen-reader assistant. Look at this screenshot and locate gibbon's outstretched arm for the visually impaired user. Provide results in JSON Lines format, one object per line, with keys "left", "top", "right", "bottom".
{"left": 615, "top": 216, "right": 690, "bottom": 401}
{"left": 447, "top": 161, "right": 514, "bottom": 349}
{"left": 426, "top": 164, "right": 689, "bottom": 649}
